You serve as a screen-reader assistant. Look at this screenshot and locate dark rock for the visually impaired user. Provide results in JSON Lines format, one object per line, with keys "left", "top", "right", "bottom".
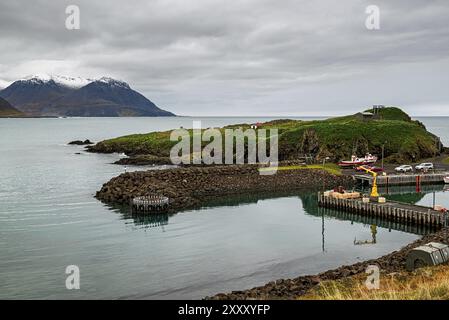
{"left": 114, "top": 154, "right": 172, "bottom": 166}
{"left": 68, "top": 139, "right": 94, "bottom": 145}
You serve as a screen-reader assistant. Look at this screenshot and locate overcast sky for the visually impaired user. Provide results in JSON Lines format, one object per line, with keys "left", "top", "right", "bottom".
{"left": 1, "top": 0, "right": 448, "bottom": 116}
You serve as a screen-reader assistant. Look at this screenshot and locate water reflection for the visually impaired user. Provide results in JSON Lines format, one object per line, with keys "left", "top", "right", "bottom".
{"left": 315, "top": 206, "right": 435, "bottom": 236}
{"left": 126, "top": 213, "right": 169, "bottom": 229}
{"left": 105, "top": 203, "right": 171, "bottom": 229}
{"left": 359, "top": 183, "right": 447, "bottom": 197}
{"left": 105, "top": 185, "right": 443, "bottom": 237}
{"left": 105, "top": 190, "right": 303, "bottom": 228}
{"left": 353, "top": 225, "right": 377, "bottom": 245}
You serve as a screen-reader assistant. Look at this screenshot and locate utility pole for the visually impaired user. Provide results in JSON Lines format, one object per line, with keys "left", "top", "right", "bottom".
{"left": 433, "top": 191, "right": 436, "bottom": 209}
{"left": 381, "top": 143, "right": 385, "bottom": 170}
{"left": 322, "top": 209, "right": 325, "bottom": 252}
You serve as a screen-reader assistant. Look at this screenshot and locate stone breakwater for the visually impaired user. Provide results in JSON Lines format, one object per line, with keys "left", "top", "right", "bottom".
{"left": 207, "top": 228, "right": 449, "bottom": 300}
{"left": 96, "top": 165, "right": 352, "bottom": 213}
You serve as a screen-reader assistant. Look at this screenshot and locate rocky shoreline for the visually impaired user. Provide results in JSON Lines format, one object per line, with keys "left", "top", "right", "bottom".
{"left": 96, "top": 163, "right": 352, "bottom": 213}
{"left": 206, "top": 228, "right": 449, "bottom": 300}
{"left": 113, "top": 154, "right": 172, "bottom": 166}
{"left": 94, "top": 159, "right": 448, "bottom": 300}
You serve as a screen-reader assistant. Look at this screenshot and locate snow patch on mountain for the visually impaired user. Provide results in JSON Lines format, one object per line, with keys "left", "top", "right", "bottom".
{"left": 18, "top": 74, "right": 132, "bottom": 90}
{"left": 21, "top": 74, "right": 94, "bottom": 89}
{"left": 96, "top": 77, "right": 130, "bottom": 89}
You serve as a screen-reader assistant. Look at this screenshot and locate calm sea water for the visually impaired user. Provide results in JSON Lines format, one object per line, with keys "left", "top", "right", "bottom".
{"left": 0, "top": 116, "right": 448, "bottom": 299}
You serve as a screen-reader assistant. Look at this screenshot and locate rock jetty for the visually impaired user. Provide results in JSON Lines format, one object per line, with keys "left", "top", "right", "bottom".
{"left": 96, "top": 164, "right": 352, "bottom": 213}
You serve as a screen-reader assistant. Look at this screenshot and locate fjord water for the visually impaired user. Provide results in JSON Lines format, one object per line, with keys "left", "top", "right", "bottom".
{"left": 1, "top": 117, "right": 448, "bottom": 299}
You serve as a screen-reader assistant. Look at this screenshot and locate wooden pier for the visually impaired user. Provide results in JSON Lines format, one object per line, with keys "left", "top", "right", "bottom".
{"left": 318, "top": 206, "right": 435, "bottom": 235}
{"left": 354, "top": 172, "right": 449, "bottom": 187}
{"left": 317, "top": 192, "right": 448, "bottom": 228}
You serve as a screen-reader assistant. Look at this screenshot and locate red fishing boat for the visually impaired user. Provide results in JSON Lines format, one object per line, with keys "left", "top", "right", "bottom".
{"left": 338, "top": 153, "right": 377, "bottom": 168}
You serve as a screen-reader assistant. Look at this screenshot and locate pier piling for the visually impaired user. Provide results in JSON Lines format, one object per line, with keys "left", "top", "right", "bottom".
{"left": 318, "top": 191, "right": 445, "bottom": 229}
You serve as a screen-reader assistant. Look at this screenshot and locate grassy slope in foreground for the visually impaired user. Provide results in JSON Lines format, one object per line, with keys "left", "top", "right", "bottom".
{"left": 0, "top": 97, "right": 25, "bottom": 117}
{"left": 300, "top": 265, "right": 449, "bottom": 300}
{"left": 88, "top": 107, "right": 442, "bottom": 163}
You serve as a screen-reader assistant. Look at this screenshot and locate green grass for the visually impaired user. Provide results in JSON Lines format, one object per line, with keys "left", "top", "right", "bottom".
{"left": 0, "top": 109, "right": 24, "bottom": 117}
{"left": 91, "top": 107, "right": 441, "bottom": 163}
{"left": 300, "top": 265, "right": 449, "bottom": 300}
{"left": 259, "top": 164, "right": 342, "bottom": 175}
{"left": 364, "top": 106, "right": 412, "bottom": 122}
{"left": 0, "top": 98, "right": 24, "bottom": 117}
{"left": 443, "top": 157, "right": 449, "bottom": 164}
{"left": 278, "top": 117, "right": 437, "bottom": 161}
{"left": 97, "top": 131, "right": 175, "bottom": 155}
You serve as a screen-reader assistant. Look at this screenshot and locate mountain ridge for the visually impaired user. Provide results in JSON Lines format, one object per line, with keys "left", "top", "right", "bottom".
{"left": 21, "top": 74, "right": 94, "bottom": 89}
{"left": 0, "top": 74, "right": 175, "bottom": 117}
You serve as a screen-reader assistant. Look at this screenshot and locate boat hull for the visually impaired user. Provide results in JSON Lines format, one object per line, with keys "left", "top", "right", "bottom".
{"left": 338, "top": 160, "right": 376, "bottom": 168}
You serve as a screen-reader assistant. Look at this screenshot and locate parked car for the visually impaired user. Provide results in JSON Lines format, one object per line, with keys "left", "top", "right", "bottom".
{"left": 395, "top": 165, "right": 413, "bottom": 173}
{"left": 415, "top": 163, "right": 434, "bottom": 171}
{"left": 355, "top": 165, "right": 384, "bottom": 173}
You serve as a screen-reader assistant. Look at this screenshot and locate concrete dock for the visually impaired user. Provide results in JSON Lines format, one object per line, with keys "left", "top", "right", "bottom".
{"left": 354, "top": 172, "right": 449, "bottom": 187}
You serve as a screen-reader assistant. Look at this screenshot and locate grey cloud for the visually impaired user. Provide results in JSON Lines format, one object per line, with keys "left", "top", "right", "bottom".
{"left": 0, "top": 0, "right": 448, "bottom": 115}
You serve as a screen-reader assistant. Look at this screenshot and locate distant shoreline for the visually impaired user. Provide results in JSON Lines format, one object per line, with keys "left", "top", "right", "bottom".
{"left": 0, "top": 115, "right": 179, "bottom": 119}
{"left": 2, "top": 115, "right": 449, "bottom": 119}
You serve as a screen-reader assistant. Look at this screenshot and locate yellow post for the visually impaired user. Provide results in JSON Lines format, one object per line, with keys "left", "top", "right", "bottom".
{"left": 371, "top": 173, "right": 379, "bottom": 198}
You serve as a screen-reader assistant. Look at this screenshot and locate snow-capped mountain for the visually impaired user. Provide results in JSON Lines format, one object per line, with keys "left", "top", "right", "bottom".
{"left": 96, "top": 77, "right": 130, "bottom": 89}
{"left": 21, "top": 74, "right": 94, "bottom": 89}
{"left": 0, "top": 75, "right": 174, "bottom": 117}
{"left": 0, "top": 76, "right": 75, "bottom": 115}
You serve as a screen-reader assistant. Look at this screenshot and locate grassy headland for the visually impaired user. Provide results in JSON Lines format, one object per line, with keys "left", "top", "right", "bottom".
{"left": 87, "top": 107, "right": 443, "bottom": 164}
